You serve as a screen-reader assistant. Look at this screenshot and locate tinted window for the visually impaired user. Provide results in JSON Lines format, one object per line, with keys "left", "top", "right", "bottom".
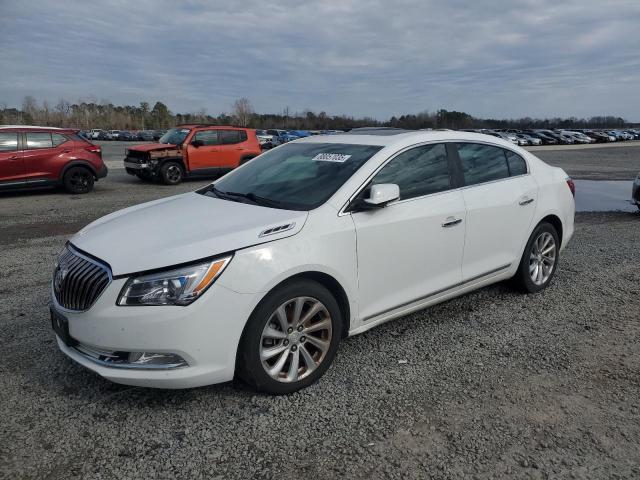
{"left": 26, "top": 132, "right": 53, "bottom": 149}
{"left": 457, "top": 143, "right": 509, "bottom": 186}
{"left": 193, "top": 130, "right": 219, "bottom": 146}
{"left": 238, "top": 130, "right": 247, "bottom": 142}
{"left": 506, "top": 150, "right": 527, "bottom": 176}
{"left": 218, "top": 130, "right": 241, "bottom": 145}
{"left": 52, "top": 133, "right": 69, "bottom": 146}
{"left": 0, "top": 132, "right": 18, "bottom": 152}
{"left": 370, "top": 144, "right": 450, "bottom": 200}
{"left": 208, "top": 142, "right": 383, "bottom": 210}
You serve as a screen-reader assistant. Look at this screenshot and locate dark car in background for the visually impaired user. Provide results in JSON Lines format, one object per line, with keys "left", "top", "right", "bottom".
{"left": 0, "top": 126, "right": 107, "bottom": 193}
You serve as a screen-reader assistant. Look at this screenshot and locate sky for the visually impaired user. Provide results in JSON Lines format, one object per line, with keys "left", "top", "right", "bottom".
{"left": 1, "top": 0, "right": 639, "bottom": 121}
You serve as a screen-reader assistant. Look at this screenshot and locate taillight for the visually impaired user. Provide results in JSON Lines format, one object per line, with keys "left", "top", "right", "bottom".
{"left": 566, "top": 177, "right": 575, "bottom": 197}
{"left": 85, "top": 144, "right": 101, "bottom": 157}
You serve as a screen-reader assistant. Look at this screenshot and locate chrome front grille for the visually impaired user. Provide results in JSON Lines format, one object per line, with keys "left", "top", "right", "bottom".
{"left": 53, "top": 245, "right": 111, "bottom": 311}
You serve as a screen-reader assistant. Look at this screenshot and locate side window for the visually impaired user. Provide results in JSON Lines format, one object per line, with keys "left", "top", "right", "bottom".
{"left": 219, "top": 130, "right": 241, "bottom": 145}
{"left": 371, "top": 143, "right": 450, "bottom": 200}
{"left": 26, "top": 132, "right": 53, "bottom": 149}
{"left": 238, "top": 130, "right": 247, "bottom": 142}
{"left": 0, "top": 132, "right": 18, "bottom": 152}
{"left": 52, "top": 133, "right": 69, "bottom": 146}
{"left": 193, "top": 130, "right": 219, "bottom": 146}
{"left": 457, "top": 143, "right": 509, "bottom": 186}
{"left": 505, "top": 150, "right": 527, "bottom": 176}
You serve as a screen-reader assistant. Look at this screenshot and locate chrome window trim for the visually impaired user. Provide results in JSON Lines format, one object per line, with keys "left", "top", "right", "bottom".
{"left": 338, "top": 139, "right": 530, "bottom": 216}
{"left": 51, "top": 243, "right": 113, "bottom": 314}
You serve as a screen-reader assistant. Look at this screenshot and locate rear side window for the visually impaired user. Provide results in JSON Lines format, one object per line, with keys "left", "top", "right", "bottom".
{"left": 26, "top": 132, "right": 53, "bottom": 149}
{"left": 52, "top": 133, "right": 69, "bottom": 146}
{"left": 0, "top": 132, "right": 18, "bottom": 152}
{"left": 238, "top": 130, "right": 248, "bottom": 142}
{"left": 193, "top": 130, "right": 219, "bottom": 146}
{"left": 506, "top": 150, "right": 527, "bottom": 176}
{"left": 218, "top": 130, "right": 241, "bottom": 145}
{"left": 371, "top": 143, "right": 450, "bottom": 200}
{"left": 457, "top": 143, "right": 509, "bottom": 186}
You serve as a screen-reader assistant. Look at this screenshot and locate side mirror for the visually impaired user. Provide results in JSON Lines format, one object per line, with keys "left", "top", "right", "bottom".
{"left": 364, "top": 184, "right": 400, "bottom": 207}
{"left": 191, "top": 139, "right": 204, "bottom": 148}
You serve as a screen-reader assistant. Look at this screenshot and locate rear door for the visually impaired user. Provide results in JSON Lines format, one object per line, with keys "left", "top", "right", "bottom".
{"left": 216, "top": 129, "right": 247, "bottom": 168}
{"left": 454, "top": 143, "right": 537, "bottom": 281}
{"left": 0, "top": 130, "right": 25, "bottom": 183}
{"left": 351, "top": 143, "right": 466, "bottom": 321}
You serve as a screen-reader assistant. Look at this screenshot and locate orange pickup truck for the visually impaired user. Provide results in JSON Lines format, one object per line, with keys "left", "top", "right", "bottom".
{"left": 124, "top": 125, "right": 262, "bottom": 184}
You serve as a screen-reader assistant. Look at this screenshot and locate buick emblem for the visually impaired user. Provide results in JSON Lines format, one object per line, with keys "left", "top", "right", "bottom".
{"left": 54, "top": 265, "right": 68, "bottom": 292}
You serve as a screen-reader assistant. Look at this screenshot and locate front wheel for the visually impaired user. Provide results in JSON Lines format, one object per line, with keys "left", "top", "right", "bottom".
{"left": 160, "top": 162, "right": 184, "bottom": 185}
{"left": 237, "top": 280, "right": 342, "bottom": 394}
{"left": 513, "top": 222, "right": 560, "bottom": 293}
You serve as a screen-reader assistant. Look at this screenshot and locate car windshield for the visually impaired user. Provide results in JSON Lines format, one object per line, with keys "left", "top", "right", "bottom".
{"left": 201, "top": 142, "right": 383, "bottom": 210}
{"left": 159, "top": 128, "right": 191, "bottom": 145}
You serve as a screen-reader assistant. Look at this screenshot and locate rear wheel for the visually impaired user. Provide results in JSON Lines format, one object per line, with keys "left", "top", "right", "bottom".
{"left": 63, "top": 167, "right": 94, "bottom": 194}
{"left": 513, "top": 222, "right": 560, "bottom": 293}
{"left": 237, "top": 279, "right": 342, "bottom": 394}
{"left": 160, "top": 162, "right": 184, "bottom": 185}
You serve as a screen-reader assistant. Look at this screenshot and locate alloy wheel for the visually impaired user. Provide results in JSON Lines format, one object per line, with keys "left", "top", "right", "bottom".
{"left": 260, "top": 296, "right": 332, "bottom": 383}
{"left": 529, "top": 231, "right": 556, "bottom": 285}
{"left": 70, "top": 171, "right": 90, "bottom": 190}
{"left": 166, "top": 165, "right": 182, "bottom": 182}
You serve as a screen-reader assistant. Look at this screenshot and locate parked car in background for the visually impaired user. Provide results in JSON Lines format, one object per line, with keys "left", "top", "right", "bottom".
{"left": 137, "top": 130, "right": 155, "bottom": 141}
{"left": 51, "top": 130, "right": 575, "bottom": 393}
{"left": 255, "top": 129, "right": 275, "bottom": 149}
{"left": 289, "top": 130, "right": 311, "bottom": 138}
{"left": 0, "top": 125, "right": 107, "bottom": 193}
{"left": 123, "top": 125, "right": 262, "bottom": 184}
{"left": 266, "top": 129, "right": 299, "bottom": 144}
{"left": 118, "top": 131, "right": 137, "bottom": 141}
{"left": 525, "top": 131, "right": 558, "bottom": 145}
{"left": 515, "top": 133, "right": 542, "bottom": 146}
{"left": 153, "top": 130, "right": 167, "bottom": 141}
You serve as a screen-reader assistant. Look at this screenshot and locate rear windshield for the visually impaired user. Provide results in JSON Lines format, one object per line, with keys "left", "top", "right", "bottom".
{"left": 202, "top": 142, "right": 383, "bottom": 210}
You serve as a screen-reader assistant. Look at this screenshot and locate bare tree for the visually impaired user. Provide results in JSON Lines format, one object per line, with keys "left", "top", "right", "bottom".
{"left": 232, "top": 97, "right": 254, "bottom": 127}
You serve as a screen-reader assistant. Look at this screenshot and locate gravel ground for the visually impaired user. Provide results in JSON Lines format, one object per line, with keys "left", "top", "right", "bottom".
{"left": 1, "top": 147, "right": 640, "bottom": 479}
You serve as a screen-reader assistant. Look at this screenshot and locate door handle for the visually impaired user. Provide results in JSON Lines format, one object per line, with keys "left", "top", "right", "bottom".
{"left": 442, "top": 217, "right": 462, "bottom": 228}
{"left": 519, "top": 197, "right": 534, "bottom": 206}
{"left": 8, "top": 155, "right": 18, "bottom": 160}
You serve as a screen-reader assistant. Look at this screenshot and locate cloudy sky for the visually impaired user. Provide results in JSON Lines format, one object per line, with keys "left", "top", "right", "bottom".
{"left": 1, "top": 0, "right": 639, "bottom": 120}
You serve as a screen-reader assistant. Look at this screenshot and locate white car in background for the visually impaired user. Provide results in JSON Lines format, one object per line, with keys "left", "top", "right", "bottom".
{"left": 50, "top": 131, "right": 575, "bottom": 394}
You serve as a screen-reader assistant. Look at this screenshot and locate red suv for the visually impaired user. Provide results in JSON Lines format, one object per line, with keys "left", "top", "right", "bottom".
{"left": 0, "top": 126, "right": 107, "bottom": 194}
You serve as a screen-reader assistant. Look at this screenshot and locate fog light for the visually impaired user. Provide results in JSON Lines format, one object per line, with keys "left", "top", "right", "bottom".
{"left": 127, "top": 352, "right": 188, "bottom": 368}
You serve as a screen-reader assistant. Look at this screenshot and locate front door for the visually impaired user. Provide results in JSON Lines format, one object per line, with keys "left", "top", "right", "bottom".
{"left": 351, "top": 143, "right": 466, "bottom": 321}
{"left": 186, "top": 129, "right": 221, "bottom": 171}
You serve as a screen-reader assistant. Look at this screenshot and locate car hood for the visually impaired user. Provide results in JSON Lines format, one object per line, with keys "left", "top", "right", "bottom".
{"left": 127, "top": 143, "right": 177, "bottom": 152}
{"left": 70, "top": 192, "right": 308, "bottom": 276}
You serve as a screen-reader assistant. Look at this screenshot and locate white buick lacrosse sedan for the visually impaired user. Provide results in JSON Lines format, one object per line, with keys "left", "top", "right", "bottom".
{"left": 51, "top": 130, "right": 575, "bottom": 394}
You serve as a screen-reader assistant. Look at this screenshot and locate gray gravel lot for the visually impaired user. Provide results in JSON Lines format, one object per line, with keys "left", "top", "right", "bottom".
{"left": 1, "top": 144, "right": 640, "bottom": 479}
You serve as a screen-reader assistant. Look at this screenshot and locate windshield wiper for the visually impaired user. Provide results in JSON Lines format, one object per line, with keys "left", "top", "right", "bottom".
{"left": 211, "top": 187, "right": 286, "bottom": 209}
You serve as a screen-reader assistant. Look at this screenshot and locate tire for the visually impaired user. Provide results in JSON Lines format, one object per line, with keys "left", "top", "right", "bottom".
{"left": 160, "top": 161, "right": 184, "bottom": 185}
{"left": 237, "top": 279, "right": 343, "bottom": 394}
{"left": 63, "top": 166, "right": 94, "bottom": 194}
{"left": 513, "top": 222, "right": 560, "bottom": 293}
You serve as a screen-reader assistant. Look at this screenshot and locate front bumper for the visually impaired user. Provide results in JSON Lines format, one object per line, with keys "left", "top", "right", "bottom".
{"left": 52, "top": 279, "right": 259, "bottom": 389}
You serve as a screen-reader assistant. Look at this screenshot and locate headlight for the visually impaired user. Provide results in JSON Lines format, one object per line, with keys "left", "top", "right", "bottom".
{"left": 117, "top": 256, "right": 232, "bottom": 306}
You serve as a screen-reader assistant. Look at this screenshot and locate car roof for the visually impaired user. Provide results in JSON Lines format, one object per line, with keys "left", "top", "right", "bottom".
{"left": 175, "top": 124, "right": 250, "bottom": 130}
{"left": 0, "top": 125, "right": 76, "bottom": 132}
{"left": 294, "top": 130, "right": 523, "bottom": 150}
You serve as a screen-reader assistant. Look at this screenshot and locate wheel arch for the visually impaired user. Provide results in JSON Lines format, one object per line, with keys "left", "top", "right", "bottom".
{"left": 537, "top": 214, "right": 563, "bottom": 244}
{"left": 242, "top": 270, "right": 352, "bottom": 342}
{"left": 60, "top": 160, "right": 97, "bottom": 180}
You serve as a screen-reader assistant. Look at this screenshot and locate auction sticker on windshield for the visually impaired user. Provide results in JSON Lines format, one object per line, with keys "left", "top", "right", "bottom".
{"left": 312, "top": 153, "right": 352, "bottom": 163}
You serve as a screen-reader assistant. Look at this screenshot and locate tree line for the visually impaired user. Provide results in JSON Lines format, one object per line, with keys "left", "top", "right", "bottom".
{"left": 0, "top": 96, "right": 632, "bottom": 131}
